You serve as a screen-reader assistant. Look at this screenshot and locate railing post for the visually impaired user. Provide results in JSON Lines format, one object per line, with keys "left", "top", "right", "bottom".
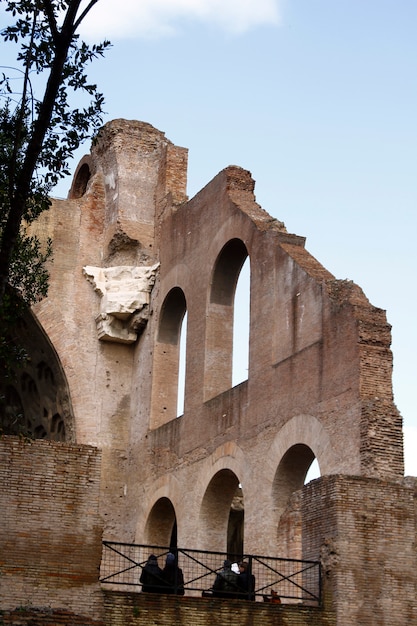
{"left": 248, "top": 555, "right": 255, "bottom": 602}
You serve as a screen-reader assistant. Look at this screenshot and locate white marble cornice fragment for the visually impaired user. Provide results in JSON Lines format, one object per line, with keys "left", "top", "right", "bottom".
{"left": 83, "top": 263, "right": 159, "bottom": 343}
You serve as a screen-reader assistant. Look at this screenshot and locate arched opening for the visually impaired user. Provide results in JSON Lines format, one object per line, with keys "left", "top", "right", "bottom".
{"left": 272, "top": 444, "right": 318, "bottom": 560}
{"left": 227, "top": 484, "right": 244, "bottom": 561}
{"left": 150, "top": 287, "right": 187, "bottom": 428}
{"left": 144, "top": 497, "right": 178, "bottom": 549}
{"left": 204, "top": 239, "right": 249, "bottom": 400}
{"left": 0, "top": 307, "right": 74, "bottom": 441}
{"left": 69, "top": 162, "right": 91, "bottom": 199}
{"left": 199, "top": 469, "right": 243, "bottom": 559}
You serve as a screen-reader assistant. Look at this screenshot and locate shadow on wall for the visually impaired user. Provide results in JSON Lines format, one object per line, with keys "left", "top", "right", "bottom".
{"left": 0, "top": 307, "right": 74, "bottom": 441}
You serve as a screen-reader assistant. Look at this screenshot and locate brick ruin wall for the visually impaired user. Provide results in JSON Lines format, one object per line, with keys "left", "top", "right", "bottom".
{"left": 0, "top": 437, "right": 104, "bottom": 620}
{"left": 301, "top": 475, "right": 417, "bottom": 626}
{"left": 101, "top": 591, "right": 336, "bottom": 626}
{"left": 1, "top": 593, "right": 335, "bottom": 626}
{"left": 1, "top": 120, "right": 416, "bottom": 625}
{"left": 1, "top": 439, "right": 417, "bottom": 625}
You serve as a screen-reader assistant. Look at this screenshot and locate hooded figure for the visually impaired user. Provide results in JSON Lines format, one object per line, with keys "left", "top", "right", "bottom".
{"left": 162, "top": 552, "right": 185, "bottom": 595}
{"left": 140, "top": 554, "right": 165, "bottom": 593}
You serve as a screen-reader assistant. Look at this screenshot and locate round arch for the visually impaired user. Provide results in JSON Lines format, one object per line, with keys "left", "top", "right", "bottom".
{"left": 194, "top": 443, "right": 247, "bottom": 557}
{"left": 204, "top": 238, "right": 249, "bottom": 400}
{"left": 144, "top": 497, "right": 178, "bottom": 549}
{"left": 267, "top": 414, "right": 338, "bottom": 481}
{"left": 272, "top": 443, "right": 316, "bottom": 560}
{"left": 0, "top": 306, "right": 75, "bottom": 441}
{"left": 267, "top": 415, "right": 337, "bottom": 560}
{"left": 68, "top": 156, "right": 93, "bottom": 199}
{"left": 150, "top": 286, "right": 187, "bottom": 428}
{"left": 199, "top": 468, "right": 241, "bottom": 557}
{"left": 210, "top": 238, "right": 249, "bottom": 306}
{"left": 137, "top": 473, "right": 183, "bottom": 546}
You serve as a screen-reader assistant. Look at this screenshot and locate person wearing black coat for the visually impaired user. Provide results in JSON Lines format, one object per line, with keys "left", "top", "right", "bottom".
{"left": 140, "top": 554, "right": 165, "bottom": 593}
{"left": 237, "top": 561, "right": 256, "bottom": 600}
{"left": 162, "top": 552, "right": 185, "bottom": 595}
{"left": 212, "top": 559, "right": 239, "bottom": 598}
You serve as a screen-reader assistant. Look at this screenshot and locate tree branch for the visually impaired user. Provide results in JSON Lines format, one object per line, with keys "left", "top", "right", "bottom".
{"left": 61, "top": 0, "right": 82, "bottom": 38}
{"left": 9, "top": 5, "right": 38, "bottom": 204}
{"left": 0, "top": 0, "right": 107, "bottom": 305}
{"left": 40, "top": 0, "right": 59, "bottom": 45}
{"left": 73, "top": 0, "right": 101, "bottom": 33}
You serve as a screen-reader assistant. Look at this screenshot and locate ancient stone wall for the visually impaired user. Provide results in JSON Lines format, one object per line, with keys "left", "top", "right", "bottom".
{"left": 302, "top": 475, "right": 417, "bottom": 626}
{"left": 102, "top": 591, "right": 336, "bottom": 626}
{"left": 125, "top": 160, "right": 403, "bottom": 556}
{"left": 0, "top": 592, "right": 336, "bottom": 626}
{"left": 0, "top": 436, "right": 103, "bottom": 618}
{"left": 5, "top": 119, "right": 413, "bottom": 625}
{"left": 27, "top": 122, "right": 404, "bottom": 544}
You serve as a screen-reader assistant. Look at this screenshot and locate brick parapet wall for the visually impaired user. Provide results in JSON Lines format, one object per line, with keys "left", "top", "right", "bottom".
{"left": 0, "top": 608, "right": 105, "bottom": 626}
{"left": 0, "top": 436, "right": 104, "bottom": 620}
{"left": 0, "top": 591, "right": 336, "bottom": 626}
{"left": 102, "top": 591, "right": 336, "bottom": 626}
{"left": 302, "top": 475, "right": 417, "bottom": 626}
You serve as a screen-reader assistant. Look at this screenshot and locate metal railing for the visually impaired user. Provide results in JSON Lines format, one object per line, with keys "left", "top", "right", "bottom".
{"left": 100, "top": 542, "right": 321, "bottom": 606}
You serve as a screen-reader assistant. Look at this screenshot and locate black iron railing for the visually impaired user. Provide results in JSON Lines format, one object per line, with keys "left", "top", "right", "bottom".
{"left": 100, "top": 542, "right": 321, "bottom": 606}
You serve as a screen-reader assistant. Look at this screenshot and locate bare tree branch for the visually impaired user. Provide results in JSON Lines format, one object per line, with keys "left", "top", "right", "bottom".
{"left": 74, "top": 0, "right": 101, "bottom": 32}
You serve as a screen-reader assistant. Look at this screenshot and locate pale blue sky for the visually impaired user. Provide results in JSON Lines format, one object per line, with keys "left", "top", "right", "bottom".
{"left": 3, "top": 1, "right": 416, "bottom": 472}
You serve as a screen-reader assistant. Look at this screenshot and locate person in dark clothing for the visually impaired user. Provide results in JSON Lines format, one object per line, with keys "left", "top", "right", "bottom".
{"left": 212, "top": 559, "right": 239, "bottom": 598}
{"left": 237, "top": 561, "right": 256, "bottom": 600}
{"left": 162, "top": 552, "right": 185, "bottom": 595}
{"left": 140, "top": 554, "right": 165, "bottom": 593}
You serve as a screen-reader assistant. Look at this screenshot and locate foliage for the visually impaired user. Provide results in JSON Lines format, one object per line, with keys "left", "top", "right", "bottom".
{"left": 0, "top": 0, "right": 110, "bottom": 302}
{"left": 0, "top": 103, "right": 52, "bottom": 303}
{"left": 0, "top": 0, "right": 109, "bottom": 431}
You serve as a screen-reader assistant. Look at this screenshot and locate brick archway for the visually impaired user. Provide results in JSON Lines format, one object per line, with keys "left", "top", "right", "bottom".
{"left": 268, "top": 414, "right": 339, "bottom": 479}
{"left": 150, "top": 287, "right": 187, "bottom": 428}
{"left": 144, "top": 497, "right": 177, "bottom": 548}
{"left": 0, "top": 308, "right": 75, "bottom": 441}
{"left": 272, "top": 443, "right": 317, "bottom": 559}
{"left": 199, "top": 468, "right": 241, "bottom": 555}
{"left": 204, "top": 238, "right": 249, "bottom": 401}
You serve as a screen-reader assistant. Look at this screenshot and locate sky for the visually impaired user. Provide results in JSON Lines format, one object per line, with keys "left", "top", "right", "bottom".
{"left": 2, "top": 1, "right": 416, "bottom": 474}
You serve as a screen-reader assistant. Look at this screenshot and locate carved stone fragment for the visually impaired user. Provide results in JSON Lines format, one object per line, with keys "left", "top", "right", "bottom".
{"left": 83, "top": 263, "right": 159, "bottom": 343}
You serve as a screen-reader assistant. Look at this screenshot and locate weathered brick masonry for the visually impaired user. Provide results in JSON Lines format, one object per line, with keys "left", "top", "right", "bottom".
{"left": 301, "top": 475, "right": 417, "bottom": 626}
{"left": 1, "top": 594, "right": 335, "bottom": 626}
{"left": 0, "top": 437, "right": 103, "bottom": 619}
{"left": 1, "top": 120, "right": 416, "bottom": 625}
{"left": 102, "top": 591, "right": 336, "bottom": 626}
{"left": 0, "top": 608, "right": 104, "bottom": 626}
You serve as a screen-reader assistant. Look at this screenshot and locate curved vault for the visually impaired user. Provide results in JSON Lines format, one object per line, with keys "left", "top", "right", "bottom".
{"left": 0, "top": 307, "right": 75, "bottom": 442}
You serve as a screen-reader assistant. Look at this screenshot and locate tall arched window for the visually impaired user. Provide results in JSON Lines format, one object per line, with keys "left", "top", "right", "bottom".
{"left": 150, "top": 287, "right": 187, "bottom": 428}
{"left": 204, "top": 239, "right": 249, "bottom": 401}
